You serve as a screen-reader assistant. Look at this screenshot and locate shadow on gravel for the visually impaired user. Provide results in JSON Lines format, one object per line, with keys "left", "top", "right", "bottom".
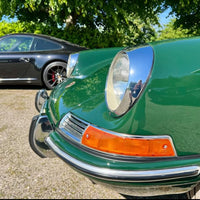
{"left": 0, "top": 85, "right": 44, "bottom": 90}
{"left": 121, "top": 193, "right": 188, "bottom": 199}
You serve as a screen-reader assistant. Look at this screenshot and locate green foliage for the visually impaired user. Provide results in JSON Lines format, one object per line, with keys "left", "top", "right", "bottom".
{"left": 0, "top": 18, "right": 196, "bottom": 49}
{"left": 2, "top": 1, "right": 199, "bottom": 47}
{"left": 162, "top": 0, "right": 200, "bottom": 34}
{"left": 0, "top": 17, "right": 156, "bottom": 48}
{"left": 157, "top": 19, "right": 195, "bottom": 41}
{"left": 0, "top": 21, "right": 24, "bottom": 36}
{"left": 59, "top": 14, "right": 156, "bottom": 48}
{"left": 0, "top": 0, "right": 162, "bottom": 48}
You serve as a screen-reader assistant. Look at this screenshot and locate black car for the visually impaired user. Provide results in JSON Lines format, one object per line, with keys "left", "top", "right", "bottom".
{"left": 0, "top": 33, "right": 87, "bottom": 89}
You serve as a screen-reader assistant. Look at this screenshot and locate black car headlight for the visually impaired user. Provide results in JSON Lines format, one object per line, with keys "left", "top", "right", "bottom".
{"left": 105, "top": 46, "right": 154, "bottom": 116}
{"left": 67, "top": 53, "right": 79, "bottom": 77}
{"left": 35, "top": 89, "right": 49, "bottom": 113}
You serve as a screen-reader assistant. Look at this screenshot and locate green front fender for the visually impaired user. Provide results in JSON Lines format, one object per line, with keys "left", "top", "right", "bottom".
{"left": 47, "top": 37, "right": 200, "bottom": 156}
{"left": 71, "top": 47, "right": 124, "bottom": 77}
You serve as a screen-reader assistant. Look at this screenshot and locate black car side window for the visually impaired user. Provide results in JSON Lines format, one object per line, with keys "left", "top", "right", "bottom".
{"left": 33, "top": 38, "right": 62, "bottom": 51}
{"left": 0, "top": 36, "right": 34, "bottom": 52}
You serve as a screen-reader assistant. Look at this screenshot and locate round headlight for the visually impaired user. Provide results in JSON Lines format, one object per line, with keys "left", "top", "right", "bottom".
{"left": 106, "top": 46, "right": 153, "bottom": 116}
{"left": 106, "top": 52, "right": 130, "bottom": 113}
{"left": 67, "top": 53, "right": 79, "bottom": 77}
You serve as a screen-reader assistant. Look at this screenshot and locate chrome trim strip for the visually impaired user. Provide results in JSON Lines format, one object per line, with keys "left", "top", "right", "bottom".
{"left": 60, "top": 113, "right": 175, "bottom": 139}
{"left": 46, "top": 136, "right": 200, "bottom": 182}
{"left": 70, "top": 75, "right": 87, "bottom": 79}
{"left": 59, "top": 113, "right": 88, "bottom": 142}
{"left": 0, "top": 78, "right": 37, "bottom": 81}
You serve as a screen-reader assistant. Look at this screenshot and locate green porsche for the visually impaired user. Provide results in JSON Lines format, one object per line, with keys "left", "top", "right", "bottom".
{"left": 29, "top": 37, "right": 200, "bottom": 198}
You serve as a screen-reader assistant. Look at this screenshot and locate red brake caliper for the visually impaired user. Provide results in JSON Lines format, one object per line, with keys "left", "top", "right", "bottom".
{"left": 52, "top": 72, "right": 55, "bottom": 82}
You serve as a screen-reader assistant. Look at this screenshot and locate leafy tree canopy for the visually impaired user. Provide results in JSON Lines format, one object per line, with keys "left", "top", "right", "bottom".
{"left": 0, "top": 0, "right": 163, "bottom": 48}
{"left": 0, "top": 1, "right": 199, "bottom": 48}
{"left": 156, "top": 19, "right": 194, "bottom": 41}
{"left": 162, "top": 0, "right": 200, "bottom": 33}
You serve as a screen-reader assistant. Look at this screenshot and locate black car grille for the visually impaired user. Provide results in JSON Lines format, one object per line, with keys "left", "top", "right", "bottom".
{"left": 59, "top": 113, "right": 88, "bottom": 142}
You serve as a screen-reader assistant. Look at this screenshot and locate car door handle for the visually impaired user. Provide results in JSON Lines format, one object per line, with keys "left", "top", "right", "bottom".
{"left": 19, "top": 57, "right": 30, "bottom": 62}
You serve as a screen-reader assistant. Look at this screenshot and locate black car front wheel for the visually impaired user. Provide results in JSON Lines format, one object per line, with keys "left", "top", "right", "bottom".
{"left": 43, "top": 61, "right": 67, "bottom": 90}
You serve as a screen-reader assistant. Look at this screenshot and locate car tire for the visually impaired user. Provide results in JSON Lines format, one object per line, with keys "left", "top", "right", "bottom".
{"left": 43, "top": 61, "right": 67, "bottom": 90}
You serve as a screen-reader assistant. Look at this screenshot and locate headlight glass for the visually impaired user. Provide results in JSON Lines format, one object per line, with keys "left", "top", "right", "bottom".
{"left": 106, "top": 46, "right": 153, "bottom": 116}
{"left": 106, "top": 52, "right": 129, "bottom": 113}
{"left": 67, "top": 53, "right": 79, "bottom": 77}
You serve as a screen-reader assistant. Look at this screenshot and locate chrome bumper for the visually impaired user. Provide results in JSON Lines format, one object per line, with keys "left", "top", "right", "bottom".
{"left": 45, "top": 136, "right": 200, "bottom": 182}
{"left": 29, "top": 115, "right": 55, "bottom": 158}
{"left": 45, "top": 136, "right": 200, "bottom": 196}
{"left": 45, "top": 137, "right": 200, "bottom": 196}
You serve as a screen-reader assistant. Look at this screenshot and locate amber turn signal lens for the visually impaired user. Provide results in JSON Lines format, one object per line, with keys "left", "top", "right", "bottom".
{"left": 82, "top": 126, "right": 176, "bottom": 157}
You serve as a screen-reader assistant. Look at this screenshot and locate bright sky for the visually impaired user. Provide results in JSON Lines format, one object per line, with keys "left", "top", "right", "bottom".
{"left": 2, "top": 16, "right": 17, "bottom": 22}
{"left": 159, "top": 7, "right": 174, "bottom": 27}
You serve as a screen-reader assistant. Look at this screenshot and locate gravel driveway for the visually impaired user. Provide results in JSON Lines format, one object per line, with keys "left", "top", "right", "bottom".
{"left": 0, "top": 86, "right": 192, "bottom": 199}
{"left": 0, "top": 86, "right": 124, "bottom": 199}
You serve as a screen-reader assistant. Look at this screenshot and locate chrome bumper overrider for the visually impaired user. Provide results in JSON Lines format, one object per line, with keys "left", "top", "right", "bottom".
{"left": 45, "top": 136, "right": 200, "bottom": 183}
{"left": 29, "top": 115, "right": 55, "bottom": 158}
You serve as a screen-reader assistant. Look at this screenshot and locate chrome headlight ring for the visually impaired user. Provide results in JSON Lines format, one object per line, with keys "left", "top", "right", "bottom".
{"left": 105, "top": 46, "right": 154, "bottom": 117}
{"left": 67, "top": 53, "right": 79, "bottom": 77}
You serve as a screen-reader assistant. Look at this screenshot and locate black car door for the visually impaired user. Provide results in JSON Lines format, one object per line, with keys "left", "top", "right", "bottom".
{"left": 0, "top": 35, "right": 34, "bottom": 79}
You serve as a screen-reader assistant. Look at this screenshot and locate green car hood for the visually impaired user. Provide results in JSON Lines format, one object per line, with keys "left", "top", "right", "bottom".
{"left": 71, "top": 47, "right": 124, "bottom": 77}
{"left": 48, "top": 37, "right": 200, "bottom": 156}
{"left": 48, "top": 47, "right": 124, "bottom": 127}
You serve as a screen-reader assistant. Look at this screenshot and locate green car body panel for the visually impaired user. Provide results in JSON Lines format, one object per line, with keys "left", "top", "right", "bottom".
{"left": 30, "top": 37, "right": 200, "bottom": 196}
{"left": 48, "top": 38, "right": 200, "bottom": 156}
